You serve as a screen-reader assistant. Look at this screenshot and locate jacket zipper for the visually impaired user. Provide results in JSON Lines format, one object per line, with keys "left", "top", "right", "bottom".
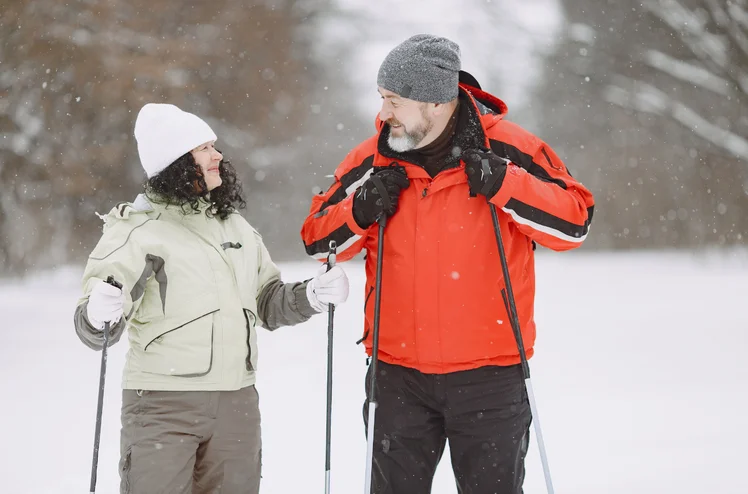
{"left": 356, "top": 286, "right": 375, "bottom": 345}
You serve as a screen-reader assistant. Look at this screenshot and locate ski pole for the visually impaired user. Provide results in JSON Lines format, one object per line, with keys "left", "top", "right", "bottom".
{"left": 364, "top": 213, "right": 387, "bottom": 494}
{"left": 487, "top": 195, "right": 555, "bottom": 494}
{"left": 325, "top": 240, "right": 337, "bottom": 494}
{"left": 89, "top": 275, "right": 122, "bottom": 494}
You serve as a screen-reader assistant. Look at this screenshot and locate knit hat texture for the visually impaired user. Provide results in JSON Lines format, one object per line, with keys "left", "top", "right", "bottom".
{"left": 134, "top": 103, "right": 217, "bottom": 178}
{"left": 377, "top": 34, "right": 461, "bottom": 103}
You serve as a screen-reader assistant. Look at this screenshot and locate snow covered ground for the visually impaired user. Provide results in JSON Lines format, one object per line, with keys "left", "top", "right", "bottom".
{"left": 1, "top": 250, "right": 747, "bottom": 493}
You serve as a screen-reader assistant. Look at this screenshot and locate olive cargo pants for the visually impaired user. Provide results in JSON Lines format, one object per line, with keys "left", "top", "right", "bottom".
{"left": 119, "top": 385, "right": 261, "bottom": 493}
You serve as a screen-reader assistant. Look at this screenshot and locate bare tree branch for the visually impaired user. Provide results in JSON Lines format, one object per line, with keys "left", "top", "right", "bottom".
{"left": 704, "top": 0, "right": 731, "bottom": 27}
{"left": 727, "top": 2, "right": 748, "bottom": 30}
{"left": 643, "top": 49, "right": 732, "bottom": 96}
{"left": 604, "top": 75, "right": 748, "bottom": 160}
{"left": 644, "top": 0, "right": 727, "bottom": 69}
{"left": 643, "top": 0, "right": 748, "bottom": 100}
{"left": 701, "top": 0, "right": 748, "bottom": 96}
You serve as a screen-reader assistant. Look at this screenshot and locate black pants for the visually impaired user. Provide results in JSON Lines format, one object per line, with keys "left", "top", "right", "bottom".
{"left": 363, "top": 361, "right": 531, "bottom": 494}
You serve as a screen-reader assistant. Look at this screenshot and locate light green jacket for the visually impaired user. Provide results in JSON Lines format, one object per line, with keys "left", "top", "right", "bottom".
{"left": 74, "top": 194, "right": 317, "bottom": 391}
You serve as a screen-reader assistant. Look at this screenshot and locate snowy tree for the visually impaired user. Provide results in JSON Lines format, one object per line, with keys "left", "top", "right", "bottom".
{"left": 0, "top": 0, "right": 333, "bottom": 275}
{"left": 536, "top": 0, "right": 748, "bottom": 249}
{"left": 609, "top": 0, "right": 748, "bottom": 159}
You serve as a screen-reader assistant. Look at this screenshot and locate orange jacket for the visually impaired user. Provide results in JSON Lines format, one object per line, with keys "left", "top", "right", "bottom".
{"left": 301, "top": 84, "right": 594, "bottom": 374}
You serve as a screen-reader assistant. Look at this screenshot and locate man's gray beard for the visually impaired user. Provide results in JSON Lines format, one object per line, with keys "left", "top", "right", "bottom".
{"left": 387, "top": 133, "right": 420, "bottom": 153}
{"left": 387, "top": 116, "right": 433, "bottom": 153}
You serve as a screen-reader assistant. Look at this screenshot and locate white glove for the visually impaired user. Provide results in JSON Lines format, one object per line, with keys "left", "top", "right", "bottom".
{"left": 86, "top": 280, "right": 125, "bottom": 330}
{"left": 306, "top": 264, "right": 349, "bottom": 313}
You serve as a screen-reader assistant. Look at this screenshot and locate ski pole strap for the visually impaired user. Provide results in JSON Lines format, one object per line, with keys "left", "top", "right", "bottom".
{"left": 369, "top": 175, "right": 391, "bottom": 213}
{"left": 479, "top": 158, "right": 505, "bottom": 197}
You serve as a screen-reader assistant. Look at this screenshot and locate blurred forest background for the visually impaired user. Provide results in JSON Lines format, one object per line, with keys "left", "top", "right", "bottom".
{"left": 1, "top": 0, "right": 746, "bottom": 276}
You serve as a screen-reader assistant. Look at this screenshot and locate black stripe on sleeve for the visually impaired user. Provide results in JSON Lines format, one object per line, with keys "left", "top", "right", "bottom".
{"left": 505, "top": 199, "right": 594, "bottom": 240}
{"left": 318, "top": 155, "right": 374, "bottom": 212}
{"left": 304, "top": 224, "right": 360, "bottom": 257}
{"left": 489, "top": 139, "right": 568, "bottom": 190}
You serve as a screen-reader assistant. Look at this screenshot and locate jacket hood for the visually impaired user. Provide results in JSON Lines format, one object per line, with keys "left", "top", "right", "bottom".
{"left": 99, "top": 193, "right": 217, "bottom": 231}
{"left": 97, "top": 194, "right": 154, "bottom": 231}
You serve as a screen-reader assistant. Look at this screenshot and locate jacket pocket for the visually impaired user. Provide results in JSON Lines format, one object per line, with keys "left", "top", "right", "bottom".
{"left": 120, "top": 446, "right": 132, "bottom": 493}
{"left": 244, "top": 308, "right": 257, "bottom": 371}
{"left": 139, "top": 310, "right": 217, "bottom": 377}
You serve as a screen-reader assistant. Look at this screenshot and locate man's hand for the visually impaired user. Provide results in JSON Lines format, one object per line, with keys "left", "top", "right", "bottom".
{"left": 463, "top": 148, "right": 510, "bottom": 200}
{"left": 352, "top": 165, "right": 410, "bottom": 229}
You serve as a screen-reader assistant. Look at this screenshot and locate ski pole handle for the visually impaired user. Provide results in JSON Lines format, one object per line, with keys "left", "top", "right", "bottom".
{"left": 105, "top": 275, "right": 122, "bottom": 290}
{"left": 326, "top": 241, "right": 337, "bottom": 270}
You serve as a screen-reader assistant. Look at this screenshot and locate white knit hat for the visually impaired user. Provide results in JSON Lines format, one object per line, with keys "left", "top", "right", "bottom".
{"left": 134, "top": 103, "right": 217, "bottom": 178}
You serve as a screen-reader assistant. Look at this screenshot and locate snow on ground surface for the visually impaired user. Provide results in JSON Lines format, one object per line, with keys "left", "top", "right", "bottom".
{"left": 1, "top": 250, "right": 747, "bottom": 493}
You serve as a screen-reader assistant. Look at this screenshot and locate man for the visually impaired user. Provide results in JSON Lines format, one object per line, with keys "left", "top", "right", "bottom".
{"left": 301, "top": 34, "right": 594, "bottom": 494}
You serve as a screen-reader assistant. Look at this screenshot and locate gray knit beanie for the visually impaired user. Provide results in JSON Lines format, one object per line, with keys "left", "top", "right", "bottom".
{"left": 377, "top": 34, "right": 461, "bottom": 103}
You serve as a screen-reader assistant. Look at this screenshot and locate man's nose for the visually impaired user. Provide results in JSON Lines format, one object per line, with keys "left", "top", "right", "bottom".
{"left": 379, "top": 105, "right": 393, "bottom": 121}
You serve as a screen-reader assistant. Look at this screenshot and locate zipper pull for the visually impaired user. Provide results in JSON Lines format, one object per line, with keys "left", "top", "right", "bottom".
{"left": 422, "top": 187, "right": 428, "bottom": 198}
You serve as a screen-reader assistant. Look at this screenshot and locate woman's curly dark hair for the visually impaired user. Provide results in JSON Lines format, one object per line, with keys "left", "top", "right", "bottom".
{"left": 144, "top": 150, "right": 246, "bottom": 220}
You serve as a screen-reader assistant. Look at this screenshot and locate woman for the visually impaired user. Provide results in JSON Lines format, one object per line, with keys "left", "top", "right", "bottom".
{"left": 73, "top": 103, "right": 349, "bottom": 493}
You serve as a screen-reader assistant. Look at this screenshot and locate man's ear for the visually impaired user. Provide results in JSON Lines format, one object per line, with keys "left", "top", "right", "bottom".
{"left": 431, "top": 102, "right": 448, "bottom": 116}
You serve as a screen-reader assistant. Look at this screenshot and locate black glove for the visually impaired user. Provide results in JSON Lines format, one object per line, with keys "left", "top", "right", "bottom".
{"left": 352, "top": 165, "right": 410, "bottom": 229}
{"left": 462, "top": 148, "right": 510, "bottom": 199}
